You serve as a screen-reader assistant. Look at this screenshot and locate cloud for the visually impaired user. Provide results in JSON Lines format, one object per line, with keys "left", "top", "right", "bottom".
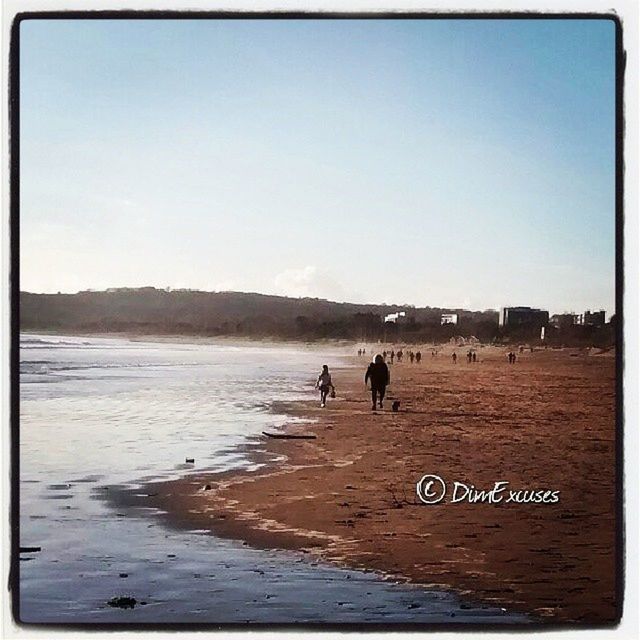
{"left": 273, "top": 265, "right": 347, "bottom": 301}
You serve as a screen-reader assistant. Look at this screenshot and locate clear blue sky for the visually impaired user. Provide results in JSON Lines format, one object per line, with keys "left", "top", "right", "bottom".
{"left": 20, "top": 18, "right": 616, "bottom": 315}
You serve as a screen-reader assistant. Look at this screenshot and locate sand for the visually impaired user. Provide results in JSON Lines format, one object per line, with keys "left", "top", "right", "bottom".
{"left": 129, "top": 345, "right": 618, "bottom": 624}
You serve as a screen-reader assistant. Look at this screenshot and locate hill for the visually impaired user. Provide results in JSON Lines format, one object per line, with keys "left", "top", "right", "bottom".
{"left": 20, "top": 288, "right": 499, "bottom": 342}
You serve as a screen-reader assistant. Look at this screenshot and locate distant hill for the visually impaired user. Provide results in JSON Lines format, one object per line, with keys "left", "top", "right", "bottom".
{"left": 20, "top": 288, "right": 499, "bottom": 342}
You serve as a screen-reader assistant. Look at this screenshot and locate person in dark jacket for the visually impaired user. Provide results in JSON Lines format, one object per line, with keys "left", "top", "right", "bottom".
{"left": 365, "top": 354, "right": 390, "bottom": 411}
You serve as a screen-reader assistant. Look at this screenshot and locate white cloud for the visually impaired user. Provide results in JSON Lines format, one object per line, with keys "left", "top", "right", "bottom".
{"left": 273, "top": 265, "right": 347, "bottom": 301}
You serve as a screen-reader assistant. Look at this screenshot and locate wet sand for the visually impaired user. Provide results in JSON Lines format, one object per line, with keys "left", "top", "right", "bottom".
{"left": 129, "top": 345, "right": 618, "bottom": 624}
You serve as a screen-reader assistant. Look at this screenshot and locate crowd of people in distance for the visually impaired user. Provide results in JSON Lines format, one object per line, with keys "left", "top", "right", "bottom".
{"left": 450, "top": 350, "right": 479, "bottom": 364}
{"left": 450, "top": 350, "right": 478, "bottom": 364}
{"left": 357, "top": 348, "right": 422, "bottom": 364}
{"left": 357, "top": 347, "right": 513, "bottom": 366}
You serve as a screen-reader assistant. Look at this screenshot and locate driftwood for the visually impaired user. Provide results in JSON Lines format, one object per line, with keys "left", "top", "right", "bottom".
{"left": 262, "top": 431, "right": 316, "bottom": 440}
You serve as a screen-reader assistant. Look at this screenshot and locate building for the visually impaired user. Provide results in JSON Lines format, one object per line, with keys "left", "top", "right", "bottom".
{"left": 576, "top": 310, "right": 606, "bottom": 327}
{"left": 441, "top": 313, "right": 458, "bottom": 325}
{"left": 549, "top": 313, "right": 578, "bottom": 330}
{"left": 499, "top": 306, "right": 549, "bottom": 328}
{"left": 384, "top": 311, "right": 407, "bottom": 324}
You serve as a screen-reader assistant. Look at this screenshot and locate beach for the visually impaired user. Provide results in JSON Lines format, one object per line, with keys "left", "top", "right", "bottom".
{"left": 23, "top": 334, "right": 529, "bottom": 623}
{"left": 129, "top": 344, "right": 618, "bottom": 624}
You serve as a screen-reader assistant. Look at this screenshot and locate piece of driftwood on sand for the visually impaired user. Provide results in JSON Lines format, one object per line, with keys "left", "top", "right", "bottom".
{"left": 262, "top": 431, "right": 317, "bottom": 440}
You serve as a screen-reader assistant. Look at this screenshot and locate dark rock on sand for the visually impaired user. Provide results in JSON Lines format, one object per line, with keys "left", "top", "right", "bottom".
{"left": 107, "top": 596, "right": 137, "bottom": 609}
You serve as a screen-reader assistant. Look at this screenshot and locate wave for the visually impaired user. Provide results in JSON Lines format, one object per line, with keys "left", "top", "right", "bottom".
{"left": 21, "top": 336, "right": 93, "bottom": 347}
{"left": 19, "top": 360, "right": 206, "bottom": 375}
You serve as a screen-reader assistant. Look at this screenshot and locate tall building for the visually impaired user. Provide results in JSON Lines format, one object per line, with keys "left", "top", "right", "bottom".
{"left": 576, "top": 310, "right": 606, "bottom": 327}
{"left": 499, "top": 307, "right": 549, "bottom": 328}
{"left": 549, "top": 313, "right": 578, "bottom": 330}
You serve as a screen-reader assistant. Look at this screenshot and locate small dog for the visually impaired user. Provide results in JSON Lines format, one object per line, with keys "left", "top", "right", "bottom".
{"left": 392, "top": 400, "right": 401, "bottom": 413}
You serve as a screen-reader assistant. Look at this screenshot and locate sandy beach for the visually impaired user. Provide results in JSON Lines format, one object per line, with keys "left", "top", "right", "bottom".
{"left": 121, "top": 344, "right": 618, "bottom": 624}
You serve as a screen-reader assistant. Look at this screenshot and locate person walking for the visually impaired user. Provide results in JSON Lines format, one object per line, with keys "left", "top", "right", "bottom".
{"left": 315, "top": 365, "right": 335, "bottom": 408}
{"left": 415, "top": 351, "right": 422, "bottom": 364}
{"left": 365, "top": 355, "right": 390, "bottom": 411}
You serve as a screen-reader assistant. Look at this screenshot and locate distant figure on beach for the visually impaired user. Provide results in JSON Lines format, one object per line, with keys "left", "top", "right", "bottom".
{"left": 357, "top": 349, "right": 362, "bottom": 357}
{"left": 409, "top": 351, "right": 415, "bottom": 364}
{"left": 315, "top": 365, "right": 334, "bottom": 408}
{"left": 472, "top": 352, "right": 477, "bottom": 363}
{"left": 416, "top": 351, "right": 422, "bottom": 364}
{"left": 397, "top": 350, "right": 403, "bottom": 362}
{"left": 467, "top": 350, "right": 472, "bottom": 364}
{"left": 365, "top": 355, "right": 390, "bottom": 411}
{"left": 390, "top": 350, "right": 395, "bottom": 364}
{"left": 452, "top": 352, "right": 457, "bottom": 364}
{"left": 383, "top": 350, "right": 387, "bottom": 362}
{"left": 507, "top": 352, "right": 517, "bottom": 364}
{"left": 519, "top": 345, "right": 524, "bottom": 354}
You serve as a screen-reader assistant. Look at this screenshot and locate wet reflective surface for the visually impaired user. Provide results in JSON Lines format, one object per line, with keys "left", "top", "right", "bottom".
{"left": 20, "top": 335, "right": 526, "bottom": 624}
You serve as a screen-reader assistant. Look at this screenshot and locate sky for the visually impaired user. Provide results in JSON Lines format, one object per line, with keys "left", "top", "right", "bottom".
{"left": 20, "top": 18, "right": 616, "bottom": 315}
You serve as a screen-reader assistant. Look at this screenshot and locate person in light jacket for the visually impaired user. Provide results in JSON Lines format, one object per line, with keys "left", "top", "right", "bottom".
{"left": 316, "top": 365, "right": 335, "bottom": 408}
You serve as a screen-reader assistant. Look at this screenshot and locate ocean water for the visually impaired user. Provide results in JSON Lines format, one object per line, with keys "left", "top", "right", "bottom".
{"left": 18, "top": 334, "right": 526, "bottom": 624}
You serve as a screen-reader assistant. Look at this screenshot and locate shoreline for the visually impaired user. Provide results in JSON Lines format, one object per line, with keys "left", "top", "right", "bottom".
{"left": 20, "top": 329, "right": 364, "bottom": 350}
{"left": 108, "top": 343, "right": 617, "bottom": 624}
{"left": 20, "top": 330, "right": 615, "bottom": 354}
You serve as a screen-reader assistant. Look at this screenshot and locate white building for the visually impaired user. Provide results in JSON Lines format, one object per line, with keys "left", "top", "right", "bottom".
{"left": 384, "top": 311, "right": 406, "bottom": 324}
{"left": 441, "top": 313, "right": 458, "bottom": 325}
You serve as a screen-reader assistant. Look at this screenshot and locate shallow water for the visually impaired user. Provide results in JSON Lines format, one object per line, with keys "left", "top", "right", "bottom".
{"left": 19, "top": 334, "right": 526, "bottom": 624}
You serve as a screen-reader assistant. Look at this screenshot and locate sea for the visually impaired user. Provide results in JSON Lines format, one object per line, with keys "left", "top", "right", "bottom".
{"left": 18, "top": 333, "right": 526, "bottom": 624}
